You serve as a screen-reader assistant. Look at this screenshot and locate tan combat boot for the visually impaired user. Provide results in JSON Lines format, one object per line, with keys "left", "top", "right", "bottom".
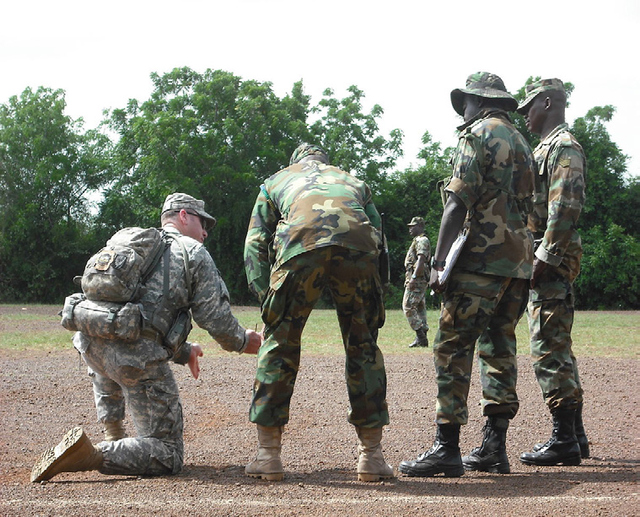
{"left": 104, "top": 420, "right": 127, "bottom": 441}
{"left": 31, "top": 427, "right": 103, "bottom": 482}
{"left": 356, "top": 426, "right": 394, "bottom": 482}
{"left": 245, "top": 425, "right": 284, "bottom": 481}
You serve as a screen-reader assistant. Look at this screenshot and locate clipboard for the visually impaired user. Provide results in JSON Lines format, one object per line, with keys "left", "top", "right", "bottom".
{"left": 437, "top": 223, "right": 469, "bottom": 285}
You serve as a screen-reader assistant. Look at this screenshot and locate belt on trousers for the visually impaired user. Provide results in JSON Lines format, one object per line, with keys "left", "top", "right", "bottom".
{"left": 140, "top": 328, "right": 164, "bottom": 345}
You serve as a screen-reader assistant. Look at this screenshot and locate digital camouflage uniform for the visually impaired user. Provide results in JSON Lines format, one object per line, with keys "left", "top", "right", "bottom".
{"left": 435, "top": 108, "right": 534, "bottom": 425}
{"left": 244, "top": 155, "right": 389, "bottom": 429}
{"left": 527, "top": 121, "right": 586, "bottom": 411}
{"left": 403, "top": 232, "right": 431, "bottom": 332}
{"left": 74, "top": 225, "right": 248, "bottom": 476}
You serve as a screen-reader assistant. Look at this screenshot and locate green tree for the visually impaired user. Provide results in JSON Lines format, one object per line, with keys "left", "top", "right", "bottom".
{"left": 570, "top": 106, "right": 638, "bottom": 308}
{"left": 571, "top": 106, "right": 630, "bottom": 232}
{"left": 576, "top": 224, "right": 640, "bottom": 309}
{"left": 309, "top": 85, "right": 403, "bottom": 195}
{"left": 0, "top": 87, "right": 111, "bottom": 302}
{"left": 102, "top": 70, "right": 407, "bottom": 302}
{"left": 101, "top": 67, "right": 312, "bottom": 300}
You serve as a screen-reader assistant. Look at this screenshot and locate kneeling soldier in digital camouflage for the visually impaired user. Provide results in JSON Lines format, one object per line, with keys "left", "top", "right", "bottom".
{"left": 31, "top": 193, "right": 262, "bottom": 482}
{"left": 243, "top": 143, "right": 393, "bottom": 482}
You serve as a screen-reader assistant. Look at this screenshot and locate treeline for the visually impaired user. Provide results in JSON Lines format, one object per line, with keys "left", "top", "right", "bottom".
{"left": 1, "top": 67, "right": 638, "bottom": 309}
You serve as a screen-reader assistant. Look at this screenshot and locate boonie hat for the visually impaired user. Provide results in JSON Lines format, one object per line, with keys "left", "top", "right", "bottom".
{"left": 289, "top": 143, "right": 329, "bottom": 165}
{"left": 162, "top": 193, "right": 217, "bottom": 230}
{"left": 451, "top": 72, "right": 518, "bottom": 116}
{"left": 408, "top": 216, "right": 425, "bottom": 226}
{"left": 517, "top": 78, "right": 565, "bottom": 114}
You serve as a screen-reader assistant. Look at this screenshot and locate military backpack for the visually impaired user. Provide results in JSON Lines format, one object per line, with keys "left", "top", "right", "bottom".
{"left": 61, "top": 227, "right": 190, "bottom": 343}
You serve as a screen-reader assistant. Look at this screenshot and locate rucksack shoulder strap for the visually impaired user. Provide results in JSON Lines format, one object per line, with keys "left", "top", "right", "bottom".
{"left": 141, "top": 228, "right": 169, "bottom": 285}
{"left": 161, "top": 230, "right": 193, "bottom": 300}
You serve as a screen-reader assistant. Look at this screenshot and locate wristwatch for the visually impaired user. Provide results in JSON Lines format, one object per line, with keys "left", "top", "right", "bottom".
{"left": 431, "top": 257, "right": 446, "bottom": 269}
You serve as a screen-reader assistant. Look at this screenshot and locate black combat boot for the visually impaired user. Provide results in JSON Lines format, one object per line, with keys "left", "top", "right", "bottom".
{"left": 398, "top": 424, "right": 464, "bottom": 477}
{"left": 408, "top": 328, "right": 429, "bottom": 348}
{"left": 520, "top": 408, "right": 581, "bottom": 466}
{"left": 531, "top": 403, "right": 590, "bottom": 459}
{"left": 574, "top": 403, "right": 590, "bottom": 458}
{"left": 462, "top": 416, "right": 510, "bottom": 473}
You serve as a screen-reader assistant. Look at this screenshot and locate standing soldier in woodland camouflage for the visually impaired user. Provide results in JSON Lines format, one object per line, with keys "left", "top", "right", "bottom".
{"left": 399, "top": 72, "right": 534, "bottom": 478}
{"left": 243, "top": 143, "right": 393, "bottom": 482}
{"left": 403, "top": 216, "right": 431, "bottom": 347}
{"left": 31, "top": 193, "right": 262, "bottom": 482}
{"left": 517, "top": 79, "right": 589, "bottom": 467}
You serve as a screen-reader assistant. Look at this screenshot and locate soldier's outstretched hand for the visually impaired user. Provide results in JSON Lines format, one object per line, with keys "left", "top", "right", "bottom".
{"left": 243, "top": 329, "right": 263, "bottom": 355}
{"left": 188, "top": 343, "right": 204, "bottom": 379}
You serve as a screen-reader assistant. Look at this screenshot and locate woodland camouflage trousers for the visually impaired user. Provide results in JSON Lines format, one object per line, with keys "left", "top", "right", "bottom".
{"left": 434, "top": 271, "right": 529, "bottom": 425}
{"left": 403, "top": 278, "right": 429, "bottom": 331}
{"left": 250, "top": 246, "right": 389, "bottom": 428}
{"left": 527, "top": 267, "right": 583, "bottom": 411}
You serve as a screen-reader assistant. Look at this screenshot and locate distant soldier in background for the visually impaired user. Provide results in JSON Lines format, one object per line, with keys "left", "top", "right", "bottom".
{"left": 243, "top": 143, "right": 393, "bottom": 482}
{"left": 399, "top": 72, "right": 534, "bottom": 478}
{"left": 403, "top": 216, "right": 431, "bottom": 347}
{"left": 517, "top": 79, "right": 589, "bottom": 467}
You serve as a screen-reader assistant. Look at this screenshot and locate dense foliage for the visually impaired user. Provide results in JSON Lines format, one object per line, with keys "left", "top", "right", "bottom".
{"left": 1, "top": 69, "right": 637, "bottom": 308}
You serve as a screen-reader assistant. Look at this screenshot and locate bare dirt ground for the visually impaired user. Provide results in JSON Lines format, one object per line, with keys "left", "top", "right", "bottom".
{"left": 1, "top": 306, "right": 638, "bottom": 516}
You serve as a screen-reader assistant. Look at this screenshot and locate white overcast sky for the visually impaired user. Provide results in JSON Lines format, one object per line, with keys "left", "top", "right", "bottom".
{"left": 2, "top": 0, "right": 639, "bottom": 176}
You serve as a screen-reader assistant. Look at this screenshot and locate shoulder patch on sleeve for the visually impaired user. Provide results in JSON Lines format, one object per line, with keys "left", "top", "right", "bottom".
{"left": 557, "top": 130, "right": 575, "bottom": 148}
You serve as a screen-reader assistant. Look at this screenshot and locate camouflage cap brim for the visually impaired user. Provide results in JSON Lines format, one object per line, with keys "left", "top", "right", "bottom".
{"left": 198, "top": 212, "right": 217, "bottom": 231}
{"left": 517, "top": 78, "right": 565, "bottom": 114}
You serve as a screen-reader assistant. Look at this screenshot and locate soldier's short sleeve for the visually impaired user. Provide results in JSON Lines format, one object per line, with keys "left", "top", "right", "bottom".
{"left": 415, "top": 236, "right": 430, "bottom": 257}
{"left": 446, "top": 133, "right": 482, "bottom": 210}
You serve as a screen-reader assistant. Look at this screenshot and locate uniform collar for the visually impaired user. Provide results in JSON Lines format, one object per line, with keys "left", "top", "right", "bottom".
{"left": 456, "top": 108, "right": 512, "bottom": 132}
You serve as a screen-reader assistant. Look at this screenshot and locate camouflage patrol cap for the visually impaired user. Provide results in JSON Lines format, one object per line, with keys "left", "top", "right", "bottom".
{"left": 289, "top": 143, "right": 329, "bottom": 165}
{"left": 517, "top": 78, "right": 565, "bottom": 114}
{"left": 161, "top": 193, "right": 217, "bottom": 230}
{"left": 408, "top": 216, "right": 425, "bottom": 226}
{"left": 451, "top": 72, "right": 518, "bottom": 116}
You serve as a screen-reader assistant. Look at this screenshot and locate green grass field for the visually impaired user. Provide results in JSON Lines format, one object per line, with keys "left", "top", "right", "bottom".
{"left": 1, "top": 305, "right": 638, "bottom": 358}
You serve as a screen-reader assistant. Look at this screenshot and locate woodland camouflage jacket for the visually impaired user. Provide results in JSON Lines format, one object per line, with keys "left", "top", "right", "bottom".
{"left": 244, "top": 160, "right": 382, "bottom": 301}
{"left": 445, "top": 109, "right": 535, "bottom": 279}
{"left": 528, "top": 123, "right": 586, "bottom": 281}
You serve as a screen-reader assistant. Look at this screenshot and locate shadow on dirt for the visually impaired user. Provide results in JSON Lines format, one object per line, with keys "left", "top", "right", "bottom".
{"left": 173, "top": 463, "right": 636, "bottom": 499}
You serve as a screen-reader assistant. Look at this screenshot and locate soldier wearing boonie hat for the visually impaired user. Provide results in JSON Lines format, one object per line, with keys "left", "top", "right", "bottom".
{"left": 516, "top": 78, "right": 589, "bottom": 468}
{"left": 403, "top": 216, "right": 431, "bottom": 348}
{"left": 161, "top": 193, "right": 217, "bottom": 231}
{"left": 450, "top": 71, "right": 518, "bottom": 116}
{"left": 399, "top": 72, "right": 535, "bottom": 479}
